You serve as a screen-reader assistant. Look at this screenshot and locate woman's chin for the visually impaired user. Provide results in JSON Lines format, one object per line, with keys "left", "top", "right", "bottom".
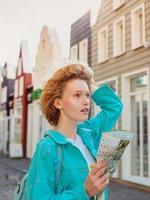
{"left": 78, "top": 116, "right": 89, "bottom": 121}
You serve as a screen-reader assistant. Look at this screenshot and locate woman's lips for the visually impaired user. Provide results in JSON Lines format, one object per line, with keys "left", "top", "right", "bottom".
{"left": 80, "top": 108, "right": 89, "bottom": 114}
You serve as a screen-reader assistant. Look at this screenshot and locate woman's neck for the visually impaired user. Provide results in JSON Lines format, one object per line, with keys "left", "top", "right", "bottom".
{"left": 54, "top": 116, "right": 77, "bottom": 139}
{"left": 55, "top": 126, "right": 77, "bottom": 139}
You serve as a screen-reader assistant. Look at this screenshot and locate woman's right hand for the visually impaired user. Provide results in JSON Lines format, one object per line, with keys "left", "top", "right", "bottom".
{"left": 84, "top": 162, "right": 109, "bottom": 198}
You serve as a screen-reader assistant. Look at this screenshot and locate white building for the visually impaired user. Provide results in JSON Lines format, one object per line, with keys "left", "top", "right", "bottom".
{"left": 0, "top": 63, "right": 16, "bottom": 153}
{"left": 26, "top": 25, "right": 62, "bottom": 158}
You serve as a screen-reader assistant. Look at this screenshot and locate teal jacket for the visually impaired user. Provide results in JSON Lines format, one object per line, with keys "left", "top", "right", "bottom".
{"left": 26, "top": 83, "right": 123, "bottom": 200}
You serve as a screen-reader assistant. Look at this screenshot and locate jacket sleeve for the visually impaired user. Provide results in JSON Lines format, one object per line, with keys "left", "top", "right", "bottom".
{"left": 26, "top": 140, "right": 89, "bottom": 200}
{"left": 78, "top": 83, "right": 123, "bottom": 146}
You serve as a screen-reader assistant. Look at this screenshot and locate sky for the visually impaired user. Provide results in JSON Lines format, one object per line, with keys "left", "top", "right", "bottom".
{"left": 0, "top": 0, "right": 101, "bottom": 68}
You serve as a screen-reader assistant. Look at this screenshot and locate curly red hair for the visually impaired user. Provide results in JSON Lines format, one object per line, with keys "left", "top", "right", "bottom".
{"left": 40, "top": 64, "right": 94, "bottom": 126}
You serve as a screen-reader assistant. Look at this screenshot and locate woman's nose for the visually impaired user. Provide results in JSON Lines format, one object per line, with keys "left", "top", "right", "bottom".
{"left": 82, "top": 96, "right": 90, "bottom": 105}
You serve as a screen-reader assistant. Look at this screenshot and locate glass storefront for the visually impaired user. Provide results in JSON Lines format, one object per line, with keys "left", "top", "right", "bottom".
{"left": 130, "top": 75, "right": 148, "bottom": 178}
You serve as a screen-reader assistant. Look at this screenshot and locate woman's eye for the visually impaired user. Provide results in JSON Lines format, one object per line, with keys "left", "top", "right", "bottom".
{"left": 74, "top": 93, "right": 80, "bottom": 97}
{"left": 86, "top": 93, "right": 90, "bottom": 98}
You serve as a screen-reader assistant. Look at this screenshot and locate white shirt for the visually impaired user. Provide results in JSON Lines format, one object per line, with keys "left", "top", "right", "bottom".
{"left": 67, "top": 134, "right": 95, "bottom": 166}
{"left": 67, "top": 135, "right": 104, "bottom": 200}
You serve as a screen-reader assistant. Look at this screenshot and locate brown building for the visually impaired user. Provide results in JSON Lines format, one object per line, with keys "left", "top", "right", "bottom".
{"left": 70, "top": 11, "right": 92, "bottom": 66}
{"left": 92, "top": 0, "right": 150, "bottom": 187}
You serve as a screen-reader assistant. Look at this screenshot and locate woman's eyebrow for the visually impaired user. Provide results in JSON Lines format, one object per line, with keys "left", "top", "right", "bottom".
{"left": 74, "top": 90, "right": 90, "bottom": 93}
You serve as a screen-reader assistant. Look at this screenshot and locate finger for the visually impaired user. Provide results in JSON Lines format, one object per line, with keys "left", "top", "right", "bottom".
{"left": 97, "top": 173, "right": 109, "bottom": 185}
{"left": 92, "top": 175, "right": 109, "bottom": 195}
{"left": 98, "top": 178, "right": 109, "bottom": 191}
{"left": 96, "top": 174, "right": 109, "bottom": 191}
{"left": 91, "top": 162, "right": 107, "bottom": 174}
{"left": 95, "top": 166, "right": 107, "bottom": 178}
{"left": 93, "top": 161, "right": 107, "bottom": 170}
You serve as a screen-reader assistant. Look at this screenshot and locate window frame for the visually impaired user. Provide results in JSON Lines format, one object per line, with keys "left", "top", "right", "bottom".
{"left": 98, "top": 27, "right": 108, "bottom": 63}
{"left": 70, "top": 45, "right": 78, "bottom": 60}
{"left": 19, "top": 76, "right": 24, "bottom": 97}
{"left": 14, "top": 79, "right": 18, "bottom": 98}
{"left": 113, "top": 16, "right": 126, "bottom": 57}
{"left": 79, "top": 38, "right": 88, "bottom": 63}
{"left": 1, "top": 86, "right": 7, "bottom": 103}
{"left": 18, "top": 58, "right": 22, "bottom": 76}
{"left": 131, "top": 3, "right": 145, "bottom": 50}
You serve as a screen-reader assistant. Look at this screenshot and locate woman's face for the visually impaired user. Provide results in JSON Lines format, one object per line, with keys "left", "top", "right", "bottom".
{"left": 58, "top": 79, "right": 91, "bottom": 122}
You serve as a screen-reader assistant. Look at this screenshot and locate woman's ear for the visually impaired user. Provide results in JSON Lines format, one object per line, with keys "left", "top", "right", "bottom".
{"left": 53, "top": 98, "right": 63, "bottom": 110}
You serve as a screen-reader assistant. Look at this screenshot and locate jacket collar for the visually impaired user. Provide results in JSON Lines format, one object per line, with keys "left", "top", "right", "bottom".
{"left": 77, "top": 127, "right": 97, "bottom": 159}
{"left": 44, "top": 129, "right": 68, "bottom": 144}
{"left": 44, "top": 128, "right": 94, "bottom": 146}
{"left": 44, "top": 128, "right": 97, "bottom": 159}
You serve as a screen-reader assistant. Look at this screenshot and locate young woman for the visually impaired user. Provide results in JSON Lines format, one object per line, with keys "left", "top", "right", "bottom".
{"left": 26, "top": 63, "right": 123, "bottom": 200}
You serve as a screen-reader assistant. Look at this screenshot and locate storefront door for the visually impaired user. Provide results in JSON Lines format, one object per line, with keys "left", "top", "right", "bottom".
{"left": 26, "top": 104, "right": 33, "bottom": 158}
{"left": 0, "top": 117, "right": 10, "bottom": 153}
{"left": 122, "top": 71, "right": 150, "bottom": 186}
{"left": 9, "top": 115, "right": 23, "bottom": 157}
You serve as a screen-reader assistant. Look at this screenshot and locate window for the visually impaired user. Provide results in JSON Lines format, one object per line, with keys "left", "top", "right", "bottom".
{"left": 113, "top": 0, "right": 125, "bottom": 10}
{"left": 1, "top": 87, "right": 7, "bottom": 103}
{"left": 113, "top": 16, "right": 125, "bottom": 57}
{"left": 18, "top": 58, "right": 22, "bottom": 76}
{"left": 19, "top": 76, "right": 24, "bottom": 96}
{"left": 70, "top": 45, "right": 78, "bottom": 60}
{"left": 79, "top": 39, "right": 88, "bottom": 63}
{"left": 16, "top": 107, "right": 22, "bottom": 117}
{"left": 3, "top": 67, "right": 7, "bottom": 78}
{"left": 14, "top": 79, "right": 18, "bottom": 98}
{"left": 98, "top": 27, "right": 108, "bottom": 63}
{"left": 10, "top": 109, "right": 13, "bottom": 116}
{"left": 0, "top": 87, "right": 2, "bottom": 103}
{"left": 131, "top": 4, "right": 145, "bottom": 49}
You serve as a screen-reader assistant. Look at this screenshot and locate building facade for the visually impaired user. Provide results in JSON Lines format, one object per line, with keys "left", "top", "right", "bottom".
{"left": 92, "top": 0, "right": 150, "bottom": 187}
{"left": 26, "top": 26, "right": 62, "bottom": 158}
{"left": 0, "top": 63, "right": 15, "bottom": 153}
{"left": 70, "top": 11, "right": 92, "bottom": 66}
{"left": 9, "top": 40, "right": 32, "bottom": 158}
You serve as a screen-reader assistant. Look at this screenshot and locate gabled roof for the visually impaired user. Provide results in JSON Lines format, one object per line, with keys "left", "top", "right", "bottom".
{"left": 17, "top": 40, "right": 32, "bottom": 74}
{"left": 91, "top": 0, "right": 102, "bottom": 26}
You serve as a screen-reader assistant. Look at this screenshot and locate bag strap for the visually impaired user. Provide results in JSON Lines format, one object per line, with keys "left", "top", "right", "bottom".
{"left": 44, "top": 133, "right": 62, "bottom": 192}
{"left": 55, "top": 144, "right": 62, "bottom": 191}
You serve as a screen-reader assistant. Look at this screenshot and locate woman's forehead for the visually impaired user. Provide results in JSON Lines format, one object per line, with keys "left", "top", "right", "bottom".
{"left": 65, "top": 79, "right": 90, "bottom": 92}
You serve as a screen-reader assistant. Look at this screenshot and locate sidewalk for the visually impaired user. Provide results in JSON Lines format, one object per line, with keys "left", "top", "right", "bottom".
{"left": 0, "top": 153, "right": 150, "bottom": 200}
{"left": 0, "top": 153, "right": 31, "bottom": 200}
{"left": 0, "top": 153, "right": 30, "bottom": 172}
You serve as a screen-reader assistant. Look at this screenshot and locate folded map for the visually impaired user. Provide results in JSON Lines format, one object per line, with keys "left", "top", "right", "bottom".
{"left": 97, "top": 130, "right": 133, "bottom": 176}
